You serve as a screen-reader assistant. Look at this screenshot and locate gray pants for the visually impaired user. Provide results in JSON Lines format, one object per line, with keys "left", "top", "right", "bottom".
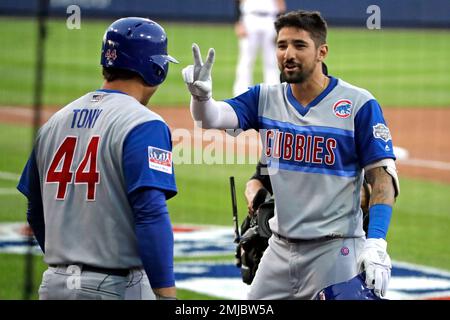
{"left": 248, "top": 235, "right": 365, "bottom": 300}
{"left": 38, "top": 266, "right": 155, "bottom": 300}
{"left": 124, "top": 268, "right": 156, "bottom": 300}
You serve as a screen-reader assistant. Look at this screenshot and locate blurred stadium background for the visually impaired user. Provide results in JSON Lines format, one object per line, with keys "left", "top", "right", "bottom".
{"left": 0, "top": 0, "right": 449, "bottom": 300}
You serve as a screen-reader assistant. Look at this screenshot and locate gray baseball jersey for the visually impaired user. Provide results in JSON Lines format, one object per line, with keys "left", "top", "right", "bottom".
{"left": 225, "top": 76, "right": 396, "bottom": 239}
{"left": 27, "top": 89, "right": 176, "bottom": 269}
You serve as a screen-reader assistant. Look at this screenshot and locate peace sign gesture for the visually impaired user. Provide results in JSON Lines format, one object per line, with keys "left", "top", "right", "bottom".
{"left": 182, "top": 43, "right": 215, "bottom": 101}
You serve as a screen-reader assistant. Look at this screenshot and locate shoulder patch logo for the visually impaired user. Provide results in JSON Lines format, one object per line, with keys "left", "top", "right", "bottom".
{"left": 148, "top": 146, "right": 172, "bottom": 174}
{"left": 333, "top": 99, "right": 352, "bottom": 118}
{"left": 373, "top": 123, "right": 392, "bottom": 142}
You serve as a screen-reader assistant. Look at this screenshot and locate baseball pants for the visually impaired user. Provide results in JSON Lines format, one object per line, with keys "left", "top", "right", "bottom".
{"left": 233, "top": 14, "right": 280, "bottom": 96}
{"left": 38, "top": 266, "right": 155, "bottom": 300}
{"left": 247, "top": 235, "right": 365, "bottom": 299}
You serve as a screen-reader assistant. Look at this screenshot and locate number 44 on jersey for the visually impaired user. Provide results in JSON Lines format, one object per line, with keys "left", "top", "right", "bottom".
{"left": 46, "top": 136, "right": 100, "bottom": 201}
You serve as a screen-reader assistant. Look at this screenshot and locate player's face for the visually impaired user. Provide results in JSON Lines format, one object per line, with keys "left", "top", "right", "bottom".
{"left": 276, "top": 27, "right": 322, "bottom": 84}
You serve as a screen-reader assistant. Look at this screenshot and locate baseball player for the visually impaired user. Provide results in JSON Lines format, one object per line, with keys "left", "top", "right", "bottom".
{"left": 238, "top": 157, "right": 372, "bottom": 287}
{"left": 233, "top": 0, "right": 286, "bottom": 96}
{"left": 17, "top": 17, "right": 178, "bottom": 300}
{"left": 182, "top": 10, "right": 399, "bottom": 299}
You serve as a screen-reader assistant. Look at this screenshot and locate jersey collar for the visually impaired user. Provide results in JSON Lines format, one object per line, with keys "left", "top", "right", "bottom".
{"left": 96, "top": 89, "right": 128, "bottom": 95}
{"left": 286, "top": 76, "right": 338, "bottom": 117}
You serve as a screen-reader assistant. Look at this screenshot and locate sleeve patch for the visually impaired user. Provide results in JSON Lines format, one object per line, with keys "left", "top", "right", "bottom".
{"left": 148, "top": 146, "right": 172, "bottom": 174}
{"left": 372, "top": 123, "right": 392, "bottom": 142}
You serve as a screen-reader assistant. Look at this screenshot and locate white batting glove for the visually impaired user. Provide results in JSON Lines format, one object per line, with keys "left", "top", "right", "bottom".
{"left": 181, "top": 43, "right": 215, "bottom": 101}
{"left": 357, "top": 238, "right": 392, "bottom": 298}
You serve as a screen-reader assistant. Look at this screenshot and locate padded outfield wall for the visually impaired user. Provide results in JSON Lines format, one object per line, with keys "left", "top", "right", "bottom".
{"left": 0, "top": 0, "right": 449, "bottom": 28}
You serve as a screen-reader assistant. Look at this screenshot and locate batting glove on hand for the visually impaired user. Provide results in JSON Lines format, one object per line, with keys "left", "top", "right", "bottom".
{"left": 357, "top": 238, "right": 392, "bottom": 298}
{"left": 182, "top": 43, "right": 215, "bottom": 101}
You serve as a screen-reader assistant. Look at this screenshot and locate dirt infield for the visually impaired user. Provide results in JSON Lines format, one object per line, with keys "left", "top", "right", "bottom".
{"left": 1, "top": 106, "right": 449, "bottom": 184}
{"left": 383, "top": 108, "right": 450, "bottom": 184}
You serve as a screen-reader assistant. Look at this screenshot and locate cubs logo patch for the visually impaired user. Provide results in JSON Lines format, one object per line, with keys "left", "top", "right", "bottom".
{"left": 148, "top": 146, "right": 172, "bottom": 174}
{"left": 333, "top": 99, "right": 352, "bottom": 118}
{"left": 373, "top": 123, "right": 392, "bottom": 142}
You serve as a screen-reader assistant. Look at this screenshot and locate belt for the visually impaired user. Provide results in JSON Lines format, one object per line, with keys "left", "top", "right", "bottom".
{"left": 273, "top": 232, "right": 341, "bottom": 244}
{"left": 49, "top": 264, "right": 130, "bottom": 277}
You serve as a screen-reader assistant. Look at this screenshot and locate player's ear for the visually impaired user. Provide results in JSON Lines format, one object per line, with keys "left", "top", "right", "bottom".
{"left": 317, "top": 44, "right": 328, "bottom": 62}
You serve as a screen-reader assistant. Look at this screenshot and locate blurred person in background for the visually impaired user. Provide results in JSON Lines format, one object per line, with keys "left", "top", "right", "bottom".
{"left": 233, "top": 0, "right": 286, "bottom": 96}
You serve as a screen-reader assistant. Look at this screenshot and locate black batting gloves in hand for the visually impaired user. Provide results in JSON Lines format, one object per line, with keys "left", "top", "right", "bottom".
{"left": 182, "top": 43, "right": 215, "bottom": 101}
{"left": 357, "top": 238, "right": 392, "bottom": 298}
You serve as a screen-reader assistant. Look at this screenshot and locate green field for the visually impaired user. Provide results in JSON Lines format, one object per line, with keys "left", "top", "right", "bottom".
{"left": 0, "top": 17, "right": 450, "bottom": 107}
{"left": 0, "top": 17, "right": 450, "bottom": 299}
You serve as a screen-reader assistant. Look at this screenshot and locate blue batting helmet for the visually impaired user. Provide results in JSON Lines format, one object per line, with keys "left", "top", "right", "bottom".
{"left": 100, "top": 17, "right": 178, "bottom": 86}
{"left": 316, "top": 273, "right": 384, "bottom": 300}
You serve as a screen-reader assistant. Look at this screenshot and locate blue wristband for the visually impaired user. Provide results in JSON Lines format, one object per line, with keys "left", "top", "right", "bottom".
{"left": 367, "top": 204, "right": 393, "bottom": 239}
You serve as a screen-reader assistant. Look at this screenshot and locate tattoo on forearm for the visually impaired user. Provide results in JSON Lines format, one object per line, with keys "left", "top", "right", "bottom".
{"left": 366, "top": 167, "right": 395, "bottom": 206}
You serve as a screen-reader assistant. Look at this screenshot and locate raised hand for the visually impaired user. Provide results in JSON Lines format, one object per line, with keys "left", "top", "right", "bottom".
{"left": 182, "top": 43, "right": 215, "bottom": 101}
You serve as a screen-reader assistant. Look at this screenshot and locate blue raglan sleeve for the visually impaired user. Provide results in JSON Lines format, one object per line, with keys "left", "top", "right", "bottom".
{"left": 224, "top": 85, "right": 261, "bottom": 130}
{"left": 354, "top": 99, "right": 396, "bottom": 168}
{"left": 129, "top": 188, "right": 175, "bottom": 288}
{"left": 17, "top": 149, "right": 45, "bottom": 251}
{"left": 123, "top": 120, "right": 177, "bottom": 288}
{"left": 122, "top": 120, "right": 177, "bottom": 199}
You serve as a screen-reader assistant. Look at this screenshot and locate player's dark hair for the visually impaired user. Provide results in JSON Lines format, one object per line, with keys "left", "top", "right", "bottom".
{"left": 102, "top": 67, "right": 145, "bottom": 83}
{"left": 275, "top": 10, "right": 327, "bottom": 47}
